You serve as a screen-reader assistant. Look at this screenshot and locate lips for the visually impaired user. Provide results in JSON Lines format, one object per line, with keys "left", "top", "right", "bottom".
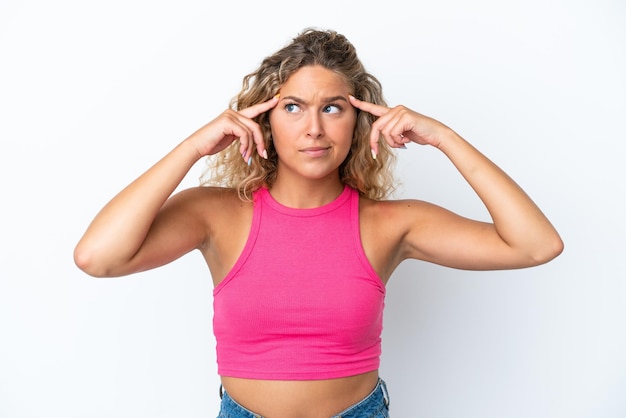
{"left": 300, "top": 146, "right": 331, "bottom": 157}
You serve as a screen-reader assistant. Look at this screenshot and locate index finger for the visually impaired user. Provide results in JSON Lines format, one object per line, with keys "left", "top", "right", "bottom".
{"left": 239, "top": 94, "right": 280, "bottom": 119}
{"left": 349, "top": 95, "right": 389, "bottom": 117}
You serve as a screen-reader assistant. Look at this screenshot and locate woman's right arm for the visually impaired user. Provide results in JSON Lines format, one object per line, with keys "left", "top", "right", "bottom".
{"left": 74, "top": 97, "right": 278, "bottom": 277}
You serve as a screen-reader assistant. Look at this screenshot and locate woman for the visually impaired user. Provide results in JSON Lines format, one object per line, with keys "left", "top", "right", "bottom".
{"left": 74, "top": 28, "right": 563, "bottom": 417}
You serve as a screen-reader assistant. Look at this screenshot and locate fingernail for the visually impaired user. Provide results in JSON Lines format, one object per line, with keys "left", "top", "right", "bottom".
{"left": 247, "top": 156, "right": 252, "bottom": 166}
{"left": 273, "top": 93, "right": 280, "bottom": 100}
{"left": 262, "top": 150, "right": 268, "bottom": 159}
{"left": 371, "top": 149, "right": 377, "bottom": 160}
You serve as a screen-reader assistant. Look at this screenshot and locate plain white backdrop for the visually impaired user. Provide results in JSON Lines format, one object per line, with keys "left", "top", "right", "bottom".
{"left": 1, "top": 0, "right": 624, "bottom": 417}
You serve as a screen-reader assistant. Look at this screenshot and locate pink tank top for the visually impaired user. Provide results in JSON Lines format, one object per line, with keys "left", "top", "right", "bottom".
{"left": 212, "top": 185, "right": 385, "bottom": 380}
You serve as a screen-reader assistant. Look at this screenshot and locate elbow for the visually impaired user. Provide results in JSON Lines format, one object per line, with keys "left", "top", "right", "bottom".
{"left": 73, "top": 244, "right": 114, "bottom": 278}
{"left": 530, "top": 233, "right": 564, "bottom": 266}
{"left": 553, "top": 235, "right": 565, "bottom": 258}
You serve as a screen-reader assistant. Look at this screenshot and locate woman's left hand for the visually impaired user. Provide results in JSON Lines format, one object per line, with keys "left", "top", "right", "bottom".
{"left": 349, "top": 95, "right": 451, "bottom": 156}
{"left": 349, "top": 95, "right": 564, "bottom": 270}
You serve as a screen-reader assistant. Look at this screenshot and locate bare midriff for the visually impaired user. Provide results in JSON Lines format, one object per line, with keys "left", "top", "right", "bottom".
{"left": 220, "top": 370, "right": 380, "bottom": 417}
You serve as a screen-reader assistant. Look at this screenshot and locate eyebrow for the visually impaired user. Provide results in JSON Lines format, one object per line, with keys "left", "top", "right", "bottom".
{"left": 281, "top": 95, "right": 349, "bottom": 104}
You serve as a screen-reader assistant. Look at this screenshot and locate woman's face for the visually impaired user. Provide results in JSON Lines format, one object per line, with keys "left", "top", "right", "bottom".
{"left": 269, "top": 65, "right": 356, "bottom": 182}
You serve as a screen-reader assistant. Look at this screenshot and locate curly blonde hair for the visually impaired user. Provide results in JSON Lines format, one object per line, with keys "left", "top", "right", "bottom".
{"left": 200, "top": 28, "right": 396, "bottom": 200}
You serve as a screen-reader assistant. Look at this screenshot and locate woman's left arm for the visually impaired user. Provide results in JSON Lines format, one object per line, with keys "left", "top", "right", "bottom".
{"left": 350, "top": 96, "right": 564, "bottom": 270}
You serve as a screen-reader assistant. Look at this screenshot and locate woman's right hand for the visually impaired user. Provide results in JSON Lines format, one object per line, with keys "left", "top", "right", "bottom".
{"left": 189, "top": 95, "right": 280, "bottom": 162}
{"left": 74, "top": 95, "right": 280, "bottom": 277}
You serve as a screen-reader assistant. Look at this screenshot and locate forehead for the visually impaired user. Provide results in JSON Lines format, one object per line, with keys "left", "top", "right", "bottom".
{"left": 281, "top": 65, "right": 351, "bottom": 96}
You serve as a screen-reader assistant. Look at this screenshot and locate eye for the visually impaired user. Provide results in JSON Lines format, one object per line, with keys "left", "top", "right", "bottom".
{"left": 285, "top": 103, "right": 301, "bottom": 113}
{"left": 323, "top": 104, "right": 342, "bottom": 114}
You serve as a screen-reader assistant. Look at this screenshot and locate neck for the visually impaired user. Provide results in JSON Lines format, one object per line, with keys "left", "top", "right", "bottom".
{"left": 269, "top": 175, "right": 345, "bottom": 209}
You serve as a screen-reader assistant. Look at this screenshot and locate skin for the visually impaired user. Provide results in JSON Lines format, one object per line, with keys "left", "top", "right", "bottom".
{"left": 74, "top": 65, "right": 563, "bottom": 417}
{"left": 268, "top": 66, "right": 356, "bottom": 207}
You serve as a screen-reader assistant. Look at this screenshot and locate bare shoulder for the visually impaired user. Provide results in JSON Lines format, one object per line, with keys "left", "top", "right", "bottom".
{"left": 360, "top": 196, "right": 449, "bottom": 249}
{"left": 174, "top": 187, "right": 254, "bottom": 284}
{"left": 168, "top": 186, "right": 252, "bottom": 217}
{"left": 360, "top": 196, "right": 465, "bottom": 278}
{"left": 360, "top": 196, "right": 438, "bottom": 230}
{"left": 160, "top": 186, "right": 253, "bottom": 248}
{"left": 359, "top": 197, "right": 437, "bottom": 281}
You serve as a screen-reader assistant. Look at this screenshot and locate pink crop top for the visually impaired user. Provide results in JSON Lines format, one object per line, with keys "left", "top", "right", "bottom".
{"left": 212, "top": 185, "right": 386, "bottom": 380}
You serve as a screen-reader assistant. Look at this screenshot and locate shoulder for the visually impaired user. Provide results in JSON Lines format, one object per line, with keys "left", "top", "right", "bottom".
{"left": 359, "top": 196, "right": 450, "bottom": 249}
{"left": 358, "top": 197, "right": 438, "bottom": 280}
{"left": 359, "top": 196, "right": 471, "bottom": 271}
{"left": 360, "top": 196, "right": 436, "bottom": 225}
{"left": 170, "top": 186, "right": 250, "bottom": 206}
{"left": 165, "top": 186, "right": 253, "bottom": 222}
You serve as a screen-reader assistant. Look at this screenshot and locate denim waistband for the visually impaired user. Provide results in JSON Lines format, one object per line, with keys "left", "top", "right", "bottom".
{"left": 217, "top": 378, "right": 390, "bottom": 417}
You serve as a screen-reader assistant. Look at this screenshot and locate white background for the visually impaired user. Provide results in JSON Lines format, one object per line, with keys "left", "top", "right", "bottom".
{"left": 1, "top": 0, "right": 624, "bottom": 417}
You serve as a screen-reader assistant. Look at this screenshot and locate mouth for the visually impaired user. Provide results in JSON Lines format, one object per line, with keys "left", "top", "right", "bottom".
{"left": 300, "top": 146, "right": 331, "bottom": 157}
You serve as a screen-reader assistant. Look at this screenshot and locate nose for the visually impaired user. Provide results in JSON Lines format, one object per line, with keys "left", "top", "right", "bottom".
{"left": 306, "top": 113, "right": 324, "bottom": 139}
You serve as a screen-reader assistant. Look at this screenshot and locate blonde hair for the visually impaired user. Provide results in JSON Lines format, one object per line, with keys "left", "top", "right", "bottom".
{"left": 200, "top": 28, "right": 396, "bottom": 200}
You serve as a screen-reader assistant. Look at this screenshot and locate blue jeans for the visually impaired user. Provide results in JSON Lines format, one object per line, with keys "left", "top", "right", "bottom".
{"left": 217, "top": 378, "right": 390, "bottom": 417}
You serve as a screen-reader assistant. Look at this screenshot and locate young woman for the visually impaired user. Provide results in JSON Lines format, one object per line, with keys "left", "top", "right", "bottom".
{"left": 74, "top": 28, "right": 563, "bottom": 418}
